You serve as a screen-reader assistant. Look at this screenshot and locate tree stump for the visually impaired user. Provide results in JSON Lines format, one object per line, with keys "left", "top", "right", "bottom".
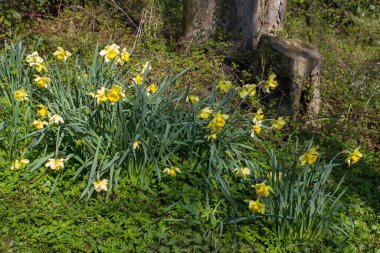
{"left": 255, "top": 35, "right": 321, "bottom": 122}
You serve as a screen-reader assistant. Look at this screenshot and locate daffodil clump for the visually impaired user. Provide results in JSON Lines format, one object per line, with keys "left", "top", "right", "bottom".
{"left": 1, "top": 41, "right": 364, "bottom": 219}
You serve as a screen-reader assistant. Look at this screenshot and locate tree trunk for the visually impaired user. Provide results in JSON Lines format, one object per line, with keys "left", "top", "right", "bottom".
{"left": 181, "top": 0, "right": 217, "bottom": 45}
{"left": 181, "top": 0, "right": 287, "bottom": 50}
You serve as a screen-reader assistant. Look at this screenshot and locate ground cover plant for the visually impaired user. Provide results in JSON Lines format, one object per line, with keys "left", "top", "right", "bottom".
{"left": 0, "top": 0, "right": 379, "bottom": 252}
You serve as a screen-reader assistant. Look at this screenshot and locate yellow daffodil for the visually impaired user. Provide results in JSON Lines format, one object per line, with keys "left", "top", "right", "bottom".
{"left": 218, "top": 80, "right": 232, "bottom": 92}
{"left": 251, "top": 121, "right": 262, "bottom": 137}
{"left": 25, "top": 51, "right": 43, "bottom": 66}
{"left": 33, "top": 119, "right": 49, "bottom": 129}
{"left": 248, "top": 199, "right": 265, "bottom": 214}
{"left": 116, "top": 48, "right": 131, "bottom": 65}
{"left": 93, "top": 179, "right": 108, "bottom": 192}
{"left": 146, "top": 84, "right": 158, "bottom": 94}
{"left": 106, "top": 84, "right": 125, "bottom": 104}
{"left": 14, "top": 89, "right": 29, "bottom": 102}
{"left": 207, "top": 111, "right": 229, "bottom": 133}
{"left": 299, "top": 147, "right": 319, "bottom": 166}
{"left": 238, "top": 84, "right": 256, "bottom": 99}
{"left": 272, "top": 117, "right": 286, "bottom": 130}
{"left": 206, "top": 133, "right": 218, "bottom": 141}
{"left": 264, "top": 73, "right": 278, "bottom": 93}
{"left": 10, "top": 159, "right": 29, "bottom": 170}
{"left": 163, "top": 167, "right": 181, "bottom": 177}
{"left": 45, "top": 158, "right": 65, "bottom": 171}
{"left": 99, "top": 43, "right": 120, "bottom": 62}
{"left": 141, "top": 61, "right": 151, "bottom": 73}
{"left": 89, "top": 87, "right": 108, "bottom": 104}
{"left": 132, "top": 140, "right": 142, "bottom": 150}
{"left": 198, "top": 107, "right": 213, "bottom": 119}
{"left": 34, "top": 63, "right": 47, "bottom": 73}
{"left": 253, "top": 182, "right": 274, "bottom": 197}
{"left": 253, "top": 108, "right": 264, "bottom": 123}
{"left": 37, "top": 104, "right": 49, "bottom": 118}
{"left": 345, "top": 147, "right": 363, "bottom": 166}
{"left": 186, "top": 95, "right": 200, "bottom": 104}
{"left": 234, "top": 167, "right": 251, "bottom": 177}
{"left": 53, "top": 47, "right": 72, "bottom": 61}
{"left": 49, "top": 114, "right": 64, "bottom": 124}
{"left": 33, "top": 75, "right": 50, "bottom": 88}
{"left": 133, "top": 74, "right": 143, "bottom": 86}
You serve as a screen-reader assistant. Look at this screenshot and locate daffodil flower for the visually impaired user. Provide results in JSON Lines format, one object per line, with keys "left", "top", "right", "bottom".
{"left": 10, "top": 159, "right": 30, "bottom": 170}
{"left": 33, "top": 119, "right": 49, "bottom": 129}
{"left": 53, "top": 47, "right": 72, "bottom": 61}
{"left": 264, "top": 73, "right": 278, "bottom": 93}
{"left": 253, "top": 182, "right": 274, "bottom": 197}
{"left": 238, "top": 84, "right": 256, "bottom": 99}
{"left": 37, "top": 104, "right": 49, "bottom": 118}
{"left": 248, "top": 199, "right": 265, "bottom": 214}
{"left": 25, "top": 51, "right": 43, "bottom": 66}
{"left": 89, "top": 87, "right": 108, "bottom": 104}
{"left": 253, "top": 108, "right": 264, "bottom": 123}
{"left": 116, "top": 48, "right": 131, "bottom": 65}
{"left": 206, "top": 133, "right": 218, "bottom": 141}
{"left": 99, "top": 44, "right": 120, "bottom": 62}
{"left": 207, "top": 111, "right": 229, "bottom": 133}
{"left": 34, "top": 75, "right": 50, "bottom": 88}
{"left": 163, "top": 167, "right": 181, "bottom": 177}
{"left": 186, "top": 95, "right": 199, "bottom": 104}
{"left": 251, "top": 121, "right": 262, "bottom": 137}
{"left": 132, "top": 140, "right": 141, "bottom": 150}
{"left": 34, "top": 63, "right": 47, "bottom": 73}
{"left": 198, "top": 107, "right": 213, "bottom": 119}
{"left": 234, "top": 167, "right": 251, "bottom": 177}
{"left": 14, "top": 89, "right": 29, "bottom": 102}
{"left": 146, "top": 84, "right": 158, "bottom": 94}
{"left": 93, "top": 179, "right": 108, "bottom": 192}
{"left": 49, "top": 114, "right": 64, "bottom": 124}
{"left": 141, "top": 61, "right": 151, "bottom": 73}
{"left": 218, "top": 80, "right": 232, "bottom": 92}
{"left": 106, "top": 85, "right": 125, "bottom": 104}
{"left": 272, "top": 117, "right": 286, "bottom": 130}
{"left": 299, "top": 147, "right": 319, "bottom": 166}
{"left": 45, "top": 158, "right": 65, "bottom": 171}
{"left": 133, "top": 75, "right": 143, "bottom": 86}
{"left": 345, "top": 147, "right": 362, "bottom": 166}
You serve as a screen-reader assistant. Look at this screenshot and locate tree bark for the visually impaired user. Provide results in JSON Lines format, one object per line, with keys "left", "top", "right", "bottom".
{"left": 181, "top": 0, "right": 287, "bottom": 50}
{"left": 181, "top": 0, "right": 217, "bottom": 45}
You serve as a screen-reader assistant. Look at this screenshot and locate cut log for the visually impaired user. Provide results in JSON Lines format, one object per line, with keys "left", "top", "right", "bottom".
{"left": 255, "top": 35, "right": 321, "bottom": 121}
